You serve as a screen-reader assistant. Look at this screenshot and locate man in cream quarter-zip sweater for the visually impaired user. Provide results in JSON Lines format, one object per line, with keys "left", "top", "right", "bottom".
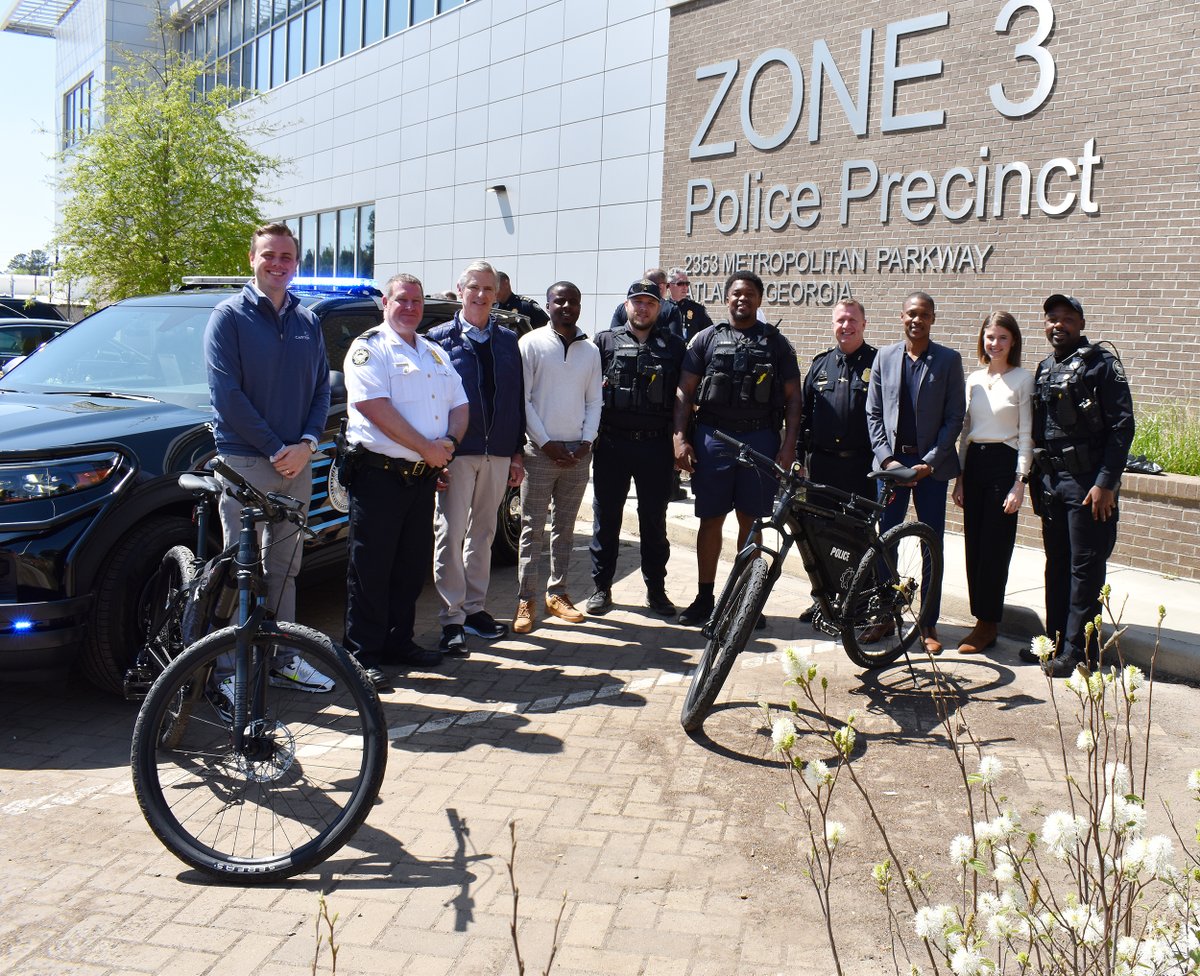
{"left": 512, "top": 281, "right": 603, "bottom": 634}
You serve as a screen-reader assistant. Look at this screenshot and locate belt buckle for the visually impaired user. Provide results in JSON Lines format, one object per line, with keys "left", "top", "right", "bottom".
{"left": 411, "top": 460, "right": 427, "bottom": 477}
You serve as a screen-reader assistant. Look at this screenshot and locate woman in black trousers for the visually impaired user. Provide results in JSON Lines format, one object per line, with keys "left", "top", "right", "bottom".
{"left": 951, "top": 311, "right": 1034, "bottom": 654}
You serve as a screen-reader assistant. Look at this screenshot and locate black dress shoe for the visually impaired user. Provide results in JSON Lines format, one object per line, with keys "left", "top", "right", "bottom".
{"left": 678, "top": 595, "right": 714, "bottom": 627}
{"left": 438, "top": 625, "right": 469, "bottom": 657}
{"left": 646, "top": 590, "right": 676, "bottom": 617}
{"left": 798, "top": 604, "right": 816, "bottom": 623}
{"left": 388, "top": 643, "right": 443, "bottom": 669}
{"left": 362, "top": 668, "right": 393, "bottom": 692}
{"left": 1044, "top": 649, "right": 1082, "bottom": 678}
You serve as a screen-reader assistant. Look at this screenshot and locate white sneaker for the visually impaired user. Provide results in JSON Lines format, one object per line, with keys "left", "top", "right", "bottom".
{"left": 269, "top": 654, "right": 334, "bottom": 693}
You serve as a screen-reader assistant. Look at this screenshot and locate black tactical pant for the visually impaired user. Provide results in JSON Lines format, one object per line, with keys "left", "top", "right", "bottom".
{"left": 1038, "top": 468, "right": 1118, "bottom": 660}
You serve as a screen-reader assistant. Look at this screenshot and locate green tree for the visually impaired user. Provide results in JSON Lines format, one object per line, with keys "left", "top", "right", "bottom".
{"left": 55, "top": 43, "right": 282, "bottom": 304}
{"left": 5, "top": 250, "right": 51, "bottom": 274}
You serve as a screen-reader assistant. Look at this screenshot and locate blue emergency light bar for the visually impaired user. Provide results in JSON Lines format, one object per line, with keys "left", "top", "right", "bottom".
{"left": 291, "top": 276, "right": 381, "bottom": 296}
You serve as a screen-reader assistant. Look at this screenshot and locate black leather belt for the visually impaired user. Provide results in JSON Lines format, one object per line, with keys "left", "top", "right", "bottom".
{"left": 602, "top": 427, "right": 669, "bottom": 441}
{"left": 898, "top": 444, "right": 919, "bottom": 455}
{"left": 356, "top": 449, "right": 437, "bottom": 479}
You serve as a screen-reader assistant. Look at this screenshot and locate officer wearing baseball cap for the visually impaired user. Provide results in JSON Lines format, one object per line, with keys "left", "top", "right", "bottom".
{"left": 1025, "top": 293, "right": 1135, "bottom": 676}
{"left": 586, "top": 280, "right": 687, "bottom": 617}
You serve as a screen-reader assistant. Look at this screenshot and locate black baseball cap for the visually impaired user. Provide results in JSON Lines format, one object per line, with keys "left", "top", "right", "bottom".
{"left": 627, "top": 279, "right": 661, "bottom": 302}
{"left": 1043, "top": 294, "right": 1084, "bottom": 317}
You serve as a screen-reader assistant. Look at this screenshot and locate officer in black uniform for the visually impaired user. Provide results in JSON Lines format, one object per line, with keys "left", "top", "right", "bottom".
{"left": 586, "top": 280, "right": 687, "bottom": 617}
{"left": 797, "top": 298, "right": 877, "bottom": 622}
{"left": 495, "top": 271, "right": 549, "bottom": 328}
{"left": 1027, "top": 293, "right": 1135, "bottom": 676}
{"left": 608, "top": 268, "right": 686, "bottom": 340}
{"left": 673, "top": 271, "right": 802, "bottom": 626}
{"left": 667, "top": 267, "right": 714, "bottom": 341}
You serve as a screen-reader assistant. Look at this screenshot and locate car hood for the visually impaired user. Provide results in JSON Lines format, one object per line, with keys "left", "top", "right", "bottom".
{"left": 0, "top": 391, "right": 211, "bottom": 455}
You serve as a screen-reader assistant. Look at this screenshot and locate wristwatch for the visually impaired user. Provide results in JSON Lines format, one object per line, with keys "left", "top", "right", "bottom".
{"left": 445, "top": 434, "right": 460, "bottom": 450}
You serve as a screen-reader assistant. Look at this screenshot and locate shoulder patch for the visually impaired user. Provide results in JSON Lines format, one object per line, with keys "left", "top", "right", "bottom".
{"left": 1112, "top": 358, "right": 1128, "bottom": 383}
{"left": 351, "top": 347, "right": 370, "bottom": 366}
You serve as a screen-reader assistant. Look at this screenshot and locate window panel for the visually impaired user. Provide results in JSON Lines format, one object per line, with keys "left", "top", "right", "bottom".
{"left": 228, "top": 47, "right": 242, "bottom": 88}
{"left": 231, "top": 0, "right": 242, "bottom": 47}
{"left": 256, "top": 33, "right": 271, "bottom": 89}
{"left": 358, "top": 205, "right": 375, "bottom": 279}
{"left": 322, "top": 0, "right": 340, "bottom": 63}
{"left": 272, "top": 23, "right": 286, "bottom": 85}
{"left": 317, "top": 211, "right": 336, "bottom": 276}
{"left": 218, "top": 2, "right": 230, "bottom": 55}
{"left": 242, "top": 44, "right": 255, "bottom": 90}
{"left": 439, "top": 0, "right": 463, "bottom": 11}
{"left": 385, "top": 0, "right": 407, "bottom": 35}
{"left": 363, "top": 0, "right": 382, "bottom": 45}
{"left": 300, "top": 214, "right": 317, "bottom": 276}
{"left": 341, "top": 0, "right": 361, "bottom": 57}
{"left": 287, "top": 16, "right": 302, "bottom": 80}
{"left": 412, "top": 0, "right": 432, "bottom": 23}
{"left": 304, "top": 6, "right": 320, "bottom": 70}
{"left": 337, "top": 208, "right": 357, "bottom": 276}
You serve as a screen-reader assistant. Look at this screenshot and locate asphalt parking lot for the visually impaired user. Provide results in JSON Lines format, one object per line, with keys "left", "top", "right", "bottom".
{"left": 2, "top": 527, "right": 1197, "bottom": 976}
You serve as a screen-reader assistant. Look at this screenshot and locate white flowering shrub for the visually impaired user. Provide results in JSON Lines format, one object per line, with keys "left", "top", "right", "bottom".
{"left": 766, "top": 598, "right": 1200, "bottom": 976}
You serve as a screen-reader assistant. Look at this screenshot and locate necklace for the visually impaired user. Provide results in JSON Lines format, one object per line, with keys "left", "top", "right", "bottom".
{"left": 985, "top": 367, "right": 1010, "bottom": 390}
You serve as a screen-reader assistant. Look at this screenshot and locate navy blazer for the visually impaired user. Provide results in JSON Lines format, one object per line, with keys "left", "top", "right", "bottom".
{"left": 866, "top": 340, "right": 966, "bottom": 481}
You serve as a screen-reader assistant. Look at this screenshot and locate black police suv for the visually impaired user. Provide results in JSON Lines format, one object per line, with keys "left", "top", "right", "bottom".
{"left": 0, "top": 279, "right": 523, "bottom": 694}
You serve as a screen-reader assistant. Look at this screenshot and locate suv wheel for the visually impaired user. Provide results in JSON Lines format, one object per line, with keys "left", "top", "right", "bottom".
{"left": 491, "top": 484, "right": 520, "bottom": 566}
{"left": 81, "top": 515, "right": 193, "bottom": 695}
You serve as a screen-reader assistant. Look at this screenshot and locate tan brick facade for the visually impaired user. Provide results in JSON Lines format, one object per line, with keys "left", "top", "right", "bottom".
{"left": 662, "top": 0, "right": 1200, "bottom": 578}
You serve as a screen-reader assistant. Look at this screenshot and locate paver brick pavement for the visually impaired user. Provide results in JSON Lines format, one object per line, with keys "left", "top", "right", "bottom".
{"left": 1, "top": 521, "right": 1198, "bottom": 974}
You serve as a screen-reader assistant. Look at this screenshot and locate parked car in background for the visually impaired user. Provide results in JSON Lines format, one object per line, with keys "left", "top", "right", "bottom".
{"left": 0, "top": 278, "right": 526, "bottom": 693}
{"left": 0, "top": 298, "right": 67, "bottom": 321}
{"left": 0, "top": 319, "right": 70, "bottom": 373}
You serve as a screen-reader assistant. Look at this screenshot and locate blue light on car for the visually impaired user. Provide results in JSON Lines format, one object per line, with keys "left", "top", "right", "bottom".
{"left": 11, "top": 619, "right": 33, "bottom": 631}
{"left": 291, "top": 276, "right": 380, "bottom": 295}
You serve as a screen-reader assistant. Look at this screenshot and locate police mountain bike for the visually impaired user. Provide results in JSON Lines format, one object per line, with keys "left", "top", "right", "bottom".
{"left": 680, "top": 431, "right": 942, "bottom": 732}
{"left": 130, "top": 461, "right": 387, "bottom": 882}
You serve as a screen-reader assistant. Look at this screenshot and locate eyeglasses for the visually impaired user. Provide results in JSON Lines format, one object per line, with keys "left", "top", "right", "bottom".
{"left": 671, "top": 280, "right": 689, "bottom": 287}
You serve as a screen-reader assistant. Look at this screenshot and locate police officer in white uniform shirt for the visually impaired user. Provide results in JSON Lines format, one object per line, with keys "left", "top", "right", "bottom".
{"left": 341, "top": 273, "right": 469, "bottom": 690}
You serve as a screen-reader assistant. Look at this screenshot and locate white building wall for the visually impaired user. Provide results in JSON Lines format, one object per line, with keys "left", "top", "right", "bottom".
{"left": 243, "top": 0, "right": 669, "bottom": 329}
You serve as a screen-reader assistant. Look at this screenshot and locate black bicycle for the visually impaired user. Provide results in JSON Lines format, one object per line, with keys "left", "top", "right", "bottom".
{"left": 680, "top": 431, "right": 943, "bottom": 732}
{"left": 130, "top": 461, "right": 387, "bottom": 882}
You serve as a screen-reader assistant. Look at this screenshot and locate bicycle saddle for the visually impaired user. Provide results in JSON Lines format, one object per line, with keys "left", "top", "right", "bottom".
{"left": 870, "top": 466, "right": 921, "bottom": 484}
{"left": 178, "top": 472, "right": 222, "bottom": 495}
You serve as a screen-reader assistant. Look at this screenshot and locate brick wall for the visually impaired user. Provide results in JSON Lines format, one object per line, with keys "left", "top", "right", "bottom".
{"left": 662, "top": 0, "right": 1199, "bottom": 578}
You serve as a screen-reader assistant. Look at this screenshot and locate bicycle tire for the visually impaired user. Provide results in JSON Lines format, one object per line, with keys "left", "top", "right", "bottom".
{"left": 680, "top": 556, "right": 771, "bottom": 732}
{"left": 139, "top": 545, "right": 196, "bottom": 675}
{"left": 840, "top": 521, "right": 941, "bottom": 669}
{"left": 131, "top": 621, "right": 388, "bottom": 882}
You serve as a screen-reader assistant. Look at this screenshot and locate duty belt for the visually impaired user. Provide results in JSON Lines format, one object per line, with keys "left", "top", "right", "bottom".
{"left": 356, "top": 448, "right": 438, "bottom": 480}
{"left": 699, "top": 414, "right": 772, "bottom": 434}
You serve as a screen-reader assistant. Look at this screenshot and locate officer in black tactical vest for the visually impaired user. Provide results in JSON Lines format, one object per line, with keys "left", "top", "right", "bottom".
{"left": 586, "top": 280, "right": 687, "bottom": 617}
{"left": 495, "top": 271, "right": 549, "bottom": 328}
{"left": 673, "top": 271, "right": 802, "bottom": 627}
{"left": 797, "top": 298, "right": 877, "bottom": 623}
{"left": 1025, "top": 294, "right": 1135, "bottom": 676}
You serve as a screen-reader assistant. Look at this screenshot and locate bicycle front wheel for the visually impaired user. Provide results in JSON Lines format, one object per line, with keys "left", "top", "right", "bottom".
{"left": 840, "top": 521, "right": 941, "bottom": 669}
{"left": 681, "top": 556, "right": 771, "bottom": 732}
{"left": 131, "top": 622, "right": 388, "bottom": 882}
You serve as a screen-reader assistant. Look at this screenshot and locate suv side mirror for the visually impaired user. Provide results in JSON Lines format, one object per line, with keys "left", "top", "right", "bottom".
{"left": 329, "top": 370, "right": 347, "bottom": 405}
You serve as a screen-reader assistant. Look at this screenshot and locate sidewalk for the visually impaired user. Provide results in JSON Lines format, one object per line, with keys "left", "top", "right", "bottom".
{"left": 593, "top": 483, "right": 1200, "bottom": 683}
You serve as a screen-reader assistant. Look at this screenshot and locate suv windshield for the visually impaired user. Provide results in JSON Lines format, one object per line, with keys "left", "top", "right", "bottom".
{"left": 1, "top": 301, "right": 212, "bottom": 408}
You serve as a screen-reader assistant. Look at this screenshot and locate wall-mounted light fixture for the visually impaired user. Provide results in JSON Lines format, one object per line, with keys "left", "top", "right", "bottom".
{"left": 487, "top": 184, "right": 507, "bottom": 194}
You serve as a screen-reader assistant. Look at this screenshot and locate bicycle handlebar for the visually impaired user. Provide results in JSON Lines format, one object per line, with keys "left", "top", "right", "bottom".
{"left": 208, "top": 461, "right": 313, "bottom": 536}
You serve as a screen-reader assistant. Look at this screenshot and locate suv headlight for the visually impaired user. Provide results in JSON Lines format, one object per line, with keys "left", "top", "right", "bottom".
{"left": 0, "top": 452, "right": 121, "bottom": 504}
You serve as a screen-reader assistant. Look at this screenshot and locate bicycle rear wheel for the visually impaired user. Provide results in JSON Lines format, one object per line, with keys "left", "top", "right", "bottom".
{"left": 681, "top": 556, "right": 771, "bottom": 733}
{"left": 136, "top": 545, "right": 196, "bottom": 675}
{"left": 131, "top": 622, "right": 388, "bottom": 882}
{"left": 840, "top": 521, "right": 941, "bottom": 669}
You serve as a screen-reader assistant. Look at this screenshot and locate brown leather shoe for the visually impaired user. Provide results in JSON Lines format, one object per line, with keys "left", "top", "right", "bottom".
{"left": 922, "top": 626, "right": 943, "bottom": 655}
{"left": 513, "top": 599, "right": 535, "bottom": 634}
{"left": 858, "top": 620, "right": 896, "bottom": 643}
{"left": 545, "top": 593, "right": 584, "bottom": 623}
{"left": 958, "top": 621, "right": 998, "bottom": 654}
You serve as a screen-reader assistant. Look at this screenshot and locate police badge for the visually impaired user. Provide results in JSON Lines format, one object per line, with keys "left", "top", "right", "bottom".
{"left": 351, "top": 347, "right": 370, "bottom": 366}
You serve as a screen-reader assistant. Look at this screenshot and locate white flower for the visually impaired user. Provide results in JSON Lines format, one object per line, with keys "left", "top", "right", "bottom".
{"left": 802, "top": 758, "right": 833, "bottom": 790}
{"left": 987, "top": 911, "right": 1016, "bottom": 940}
{"left": 977, "top": 755, "right": 1003, "bottom": 785}
{"left": 993, "top": 860, "right": 1015, "bottom": 884}
{"left": 950, "top": 834, "right": 974, "bottom": 866}
{"left": 1136, "top": 835, "right": 1175, "bottom": 877}
{"left": 1122, "top": 664, "right": 1145, "bottom": 699}
{"left": 913, "top": 904, "right": 958, "bottom": 952}
{"left": 1030, "top": 635, "right": 1055, "bottom": 661}
{"left": 1042, "top": 811, "right": 1087, "bottom": 860}
{"left": 1076, "top": 729, "right": 1095, "bottom": 752}
{"left": 1106, "top": 761, "right": 1132, "bottom": 795}
{"left": 949, "top": 945, "right": 987, "bottom": 976}
{"left": 1062, "top": 905, "right": 1104, "bottom": 945}
{"left": 825, "top": 821, "right": 846, "bottom": 847}
{"left": 1188, "top": 768, "right": 1200, "bottom": 797}
{"left": 833, "top": 723, "right": 856, "bottom": 757}
{"left": 781, "top": 645, "right": 817, "bottom": 685}
{"left": 770, "top": 716, "right": 797, "bottom": 753}
{"left": 1101, "top": 793, "right": 1146, "bottom": 837}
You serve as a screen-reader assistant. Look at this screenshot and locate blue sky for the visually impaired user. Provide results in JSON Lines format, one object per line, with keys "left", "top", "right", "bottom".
{"left": 1, "top": 32, "right": 56, "bottom": 269}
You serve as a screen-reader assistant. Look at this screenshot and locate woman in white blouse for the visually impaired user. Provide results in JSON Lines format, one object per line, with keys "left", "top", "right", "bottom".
{"left": 950, "top": 311, "right": 1034, "bottom": 654}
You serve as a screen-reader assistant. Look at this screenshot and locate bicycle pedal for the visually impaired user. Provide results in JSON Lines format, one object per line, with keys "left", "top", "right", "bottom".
{"left": 123, "top": 667, "right": 155, "bottom": 700}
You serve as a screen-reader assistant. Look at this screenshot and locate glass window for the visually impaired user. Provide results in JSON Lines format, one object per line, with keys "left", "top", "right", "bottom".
{"left": 242, "top": 44, "right": 255, "bottom": 91}
{"left": 337, "top": 208, "right": 357, "bottom": 276}
{"left": 228, "top": 48, "right": 242, "bottom": 88}
{"left": 300, "top": 214, "right": 317, "bottom": 275}
{"left": 273, "top": 0, "right": 287, "bottom": 25}
{"left": 317, "top": 212, "right": 336, "bottom": 276}
{"left": 218, "top": 2, "right": 230, "bottom": 55}
{"left": 363, "top": 0, "right": 382, "bottom": 45}
{"left": 287, "top": 16, "right": 302, "bottom": 80}
{"left": 322, "top": 0, "right": 340, "bottom": 63}
{"left": 304, "top": 5, "right": 321, "bottom": 71}
{"left": 439, "top": 0, "right": 463, "bottom": 11}
{"left": 412, "top": 0, "right": 433, "bottom": 23}
{"left": 257, "top": 33, "right": 271, "bottom": 89}
{"left": 272, "top": 24, "right": 287, "bottom": 84}
{"left": 231, "top": 0, "right": 242, "bottom": 47}
{"left": 341, "top": 0, "right": 361, "bottom": 57}
{"left": 244, "top": 0, "right": 257, "bottom": 37}
{"left": 358, "top": 205, "right": 375, "bottom": 279}
{"left": 385, "top": 0, "right": 407, "bottom": 34}
{"left": 206, "top": 11, "right": 217, "bottom": 60}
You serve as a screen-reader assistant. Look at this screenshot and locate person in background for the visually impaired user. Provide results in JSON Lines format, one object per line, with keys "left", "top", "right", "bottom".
{"left": 667, "top": 267, "right": 713, "bottom": 341}
{"left": 951, "top": 311, "right": 1034, "bottom": 655}
{"left": 1026, "top": 294, "right": 1135, "bottom": 676}
{"left": 512, "top": 281, "right": 603, "bottom": 634}
{"left": 495, "top": 271, "right": 550, "bottom": 329}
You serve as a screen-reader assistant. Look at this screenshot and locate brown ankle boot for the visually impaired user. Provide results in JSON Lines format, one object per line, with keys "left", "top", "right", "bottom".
{"left": 958, "top": 620, "right": 998, "bottom": 654}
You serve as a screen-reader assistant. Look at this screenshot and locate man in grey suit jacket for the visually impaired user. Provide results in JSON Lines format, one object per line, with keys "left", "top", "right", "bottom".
{"left": 865, "top": 291, "right": 965, "bottom": 653}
